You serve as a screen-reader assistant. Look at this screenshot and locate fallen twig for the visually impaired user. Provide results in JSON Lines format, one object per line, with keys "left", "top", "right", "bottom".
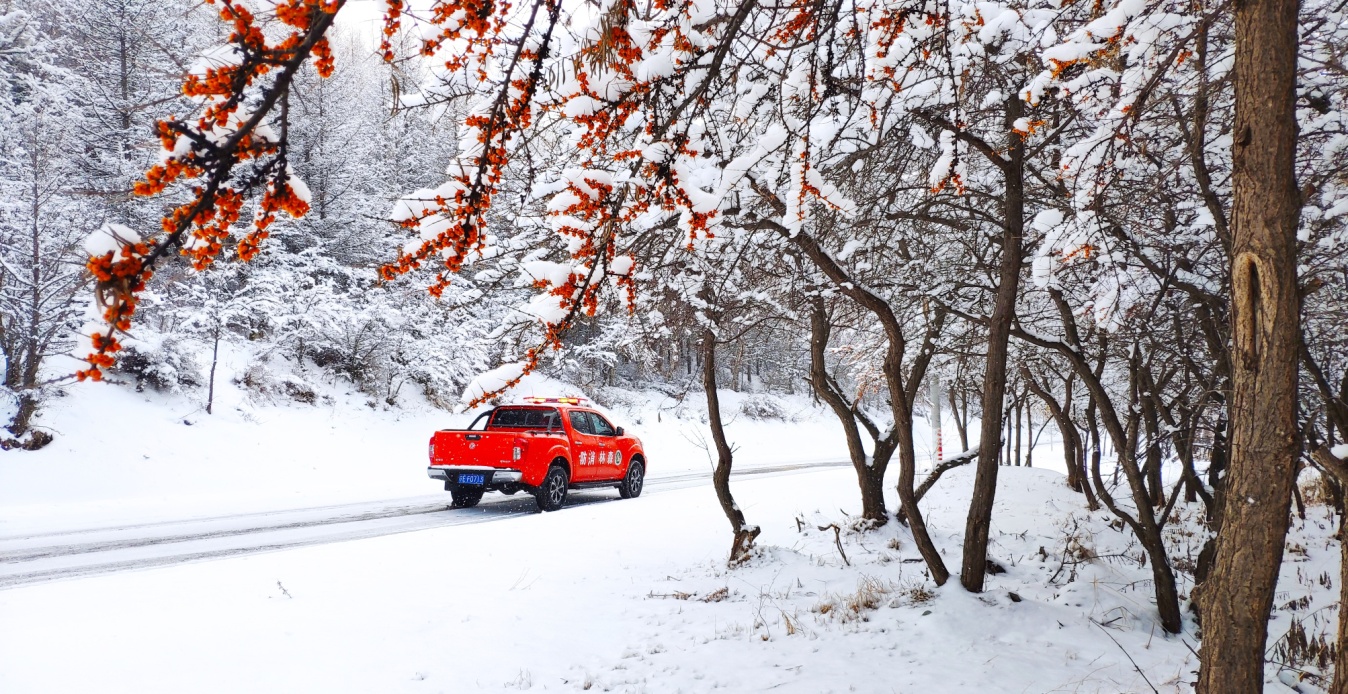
{"left": 1091, "top": 619, "right": 1159, "bottom": 694}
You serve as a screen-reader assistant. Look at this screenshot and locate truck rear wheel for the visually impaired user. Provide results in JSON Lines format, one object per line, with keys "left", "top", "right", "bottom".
{"left": 619, "top": 459, "right": 645, "bottom": 499}
{"left": 450, "top": 487, "right": 484, "bottom": 509}
{"left": 535, "top": 465, "right": 569, "bottom": 512}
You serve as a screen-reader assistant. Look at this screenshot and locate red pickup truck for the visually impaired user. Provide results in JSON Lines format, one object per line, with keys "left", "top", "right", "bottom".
{"left": 427, "top": 397, "right": 646, "bottom": 511}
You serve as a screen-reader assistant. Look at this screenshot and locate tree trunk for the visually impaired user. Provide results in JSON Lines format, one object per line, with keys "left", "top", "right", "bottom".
{"left": 206, "top": 328, "right": 221, "bottom": 415}
{"left": 8, "top": 149, "right": 46, "bottom": 439}
{"left": 1142, "top": 395, "right": 1165, "bottom": 507}
{"left": 776, "top": 224, "right": 948, "bottom": 582}
{"left": 808, "top": 299, "right": 889, "bottom": 524}
{"left": 1338, "top": 512, "right": 1348, "bottom": 694}
{"left": 1196, "top": 0, "right": 1302, "bottom": 684}
{"left": 1016, "top": 332, "right": 1185, "bottom": 632}
{"left": 894, "top": 406, "right": 951, "bottom": 585}
{"left": 1023, "top": 367, "right": 1098, "bottom": 510}
{"left": 1002, "top": 406, "right": 1013, "bottom": 466}
{"left": 961, "top": 90, "right": 1027, "bottom": 591}
{"left": 1025, "top": 404, "right": 1034, "bottom": 468}
{"left": 1087, "top": 399, "right": 1103, "bottom": 497}
{"left": 703, "top": 328, "right": 759, "bottom": 564}
{"left": 950, "top": 387, "right": 970, "bottom": 452}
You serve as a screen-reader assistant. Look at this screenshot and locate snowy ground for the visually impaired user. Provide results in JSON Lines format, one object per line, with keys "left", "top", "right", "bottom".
{"left": 2, "top": 357, "right": 1340, "bottom": 693}
{"left": 0, "top": 460, "right": 1268, "bottom": 694}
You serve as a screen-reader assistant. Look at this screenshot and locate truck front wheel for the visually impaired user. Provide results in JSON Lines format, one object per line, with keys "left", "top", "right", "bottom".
{"left": 535, "top": 465, "right": 569, "bottom": 512}
{"left": 450, "top": 487, "right": 484, "bottom": 509}
{"left": 619, "top": 459, "right": 645, "bottom": 499}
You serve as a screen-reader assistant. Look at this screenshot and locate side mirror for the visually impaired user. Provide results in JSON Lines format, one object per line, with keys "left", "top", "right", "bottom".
{"left": 615, "top": 427, "right": 624, "bottom": 436}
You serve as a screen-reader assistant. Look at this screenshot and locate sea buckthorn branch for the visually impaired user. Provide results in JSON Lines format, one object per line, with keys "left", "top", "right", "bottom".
{"left": 377, "top": 0, "right": 563, "bottom": 296}
{"left": 77, "top": 0, "right": 344, "bottom": 382}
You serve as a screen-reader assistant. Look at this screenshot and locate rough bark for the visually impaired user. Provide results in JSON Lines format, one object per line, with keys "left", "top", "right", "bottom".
{"left": 961, "top": 92, "right": 1025, "bottom": 593}
{"left": 5, "top": 394, "right": 38, "bottom": 439}
{"left": 1195, "top": 0, "right": 1302, "bottom": 684}
{"left": 703, "top": 328, "right": 759, "bottom": 564}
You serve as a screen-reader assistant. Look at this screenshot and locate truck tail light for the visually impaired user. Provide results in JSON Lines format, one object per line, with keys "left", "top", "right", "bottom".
{"left": 428, "top": 440, "right": 435, "bottom": 462}
{"left": 513, "top": 446, "right": 523, "bottom": 461}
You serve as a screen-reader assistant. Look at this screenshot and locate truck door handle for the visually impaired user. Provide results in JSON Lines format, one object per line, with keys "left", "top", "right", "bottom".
{"left": 465, "top": 434, "right": 481, "bottom": 441}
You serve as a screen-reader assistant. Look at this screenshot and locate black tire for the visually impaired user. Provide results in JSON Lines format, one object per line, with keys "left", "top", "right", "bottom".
{"left": 535, "top": 465, "right": 569, "bottom": 512}
{"left": 619, "top": 459, "right": 645, "bottom": 499}
{"left": 450, "top": 487, "right": 484, "bottom": 508}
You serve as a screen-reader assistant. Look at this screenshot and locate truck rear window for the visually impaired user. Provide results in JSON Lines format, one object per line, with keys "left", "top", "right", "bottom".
{"left": 490, "top": 407, "right": 561, "bottom": 430}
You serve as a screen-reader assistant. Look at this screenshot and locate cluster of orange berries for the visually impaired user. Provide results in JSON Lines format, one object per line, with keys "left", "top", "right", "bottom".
{"left": 135, "top": 159, "right": 201, "bottom": 197}
{"left": 871, "top": 10, "right": 909, "bottom": 59}
{"left": 1012, "top": 119, "right": 1048, "bottom": 138}
{"left": 930, "top": 172, "right": 966, "bottom": 195}
{"left": 78, "top": 240, "right": 153, "bottom": 381}
{"left": 1048, "top": 58, "right": 1079, "bottom": 79}
{"left": 773, "top": 5, "right": 817, "bottom": 44}
{"left": 419, "top": 0, "right": 509, "bottom": 57}
{"left": 567, "top": 68, "right": 650, "bottom": 154}
{"left": 378, "top": 0, "right": 403, "bottom": 62}
{"left": 181, "top": 188, "right": 245, "bottom": 270}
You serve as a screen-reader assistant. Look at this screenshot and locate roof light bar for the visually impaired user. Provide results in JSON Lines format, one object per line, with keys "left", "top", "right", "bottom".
{"left": 522, "top": 396, "right": 587, "bottom": 405}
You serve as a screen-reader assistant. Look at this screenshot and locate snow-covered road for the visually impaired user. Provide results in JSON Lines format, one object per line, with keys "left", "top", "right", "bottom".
{"left": 0, "top": 460, "right": 848, "bottom": 590}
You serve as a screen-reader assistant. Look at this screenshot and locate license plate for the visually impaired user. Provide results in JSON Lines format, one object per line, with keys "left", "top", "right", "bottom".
{"left": 457, "top": 473, "right": 486, "bottom": 485}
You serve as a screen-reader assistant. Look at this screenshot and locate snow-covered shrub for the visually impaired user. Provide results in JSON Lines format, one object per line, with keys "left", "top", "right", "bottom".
{"left": 116, "top": 338, "right": 202, "bottom": 392}
{"left": 309, "top": 316, "right": 392, "bottom": 387}
{"left": 234, "top": 362, "right": 317, "bottom": 405}
{"left": 279, "top": 375, "right": 317, "bottom": 404}
{"left": 408, "top": 362, "right": 468, "bottom": 409}
{"left": 235, "top": 362, "right": 273, "bottom": 395}
{"left": 738, "top": 394, "right": 792, "bottom": 421}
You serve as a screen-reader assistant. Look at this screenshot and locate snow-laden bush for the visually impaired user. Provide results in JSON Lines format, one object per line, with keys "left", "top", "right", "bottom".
{"left": 308, "top": 315, "right": 393, "bottom": 389}
{"left": 234, "top": 362, "right": 318, "bottom": 405}
{"left": 738, "top": 394, "right": 793, "bottom": 421}
{"left": 234, "top": 361, "right": 320, "bottom": 404}
{"left": 116, "top": 338, "right": 202, "bottom": 392}
{"left": 262, "top": 277, "right": 494, "bottom": 408}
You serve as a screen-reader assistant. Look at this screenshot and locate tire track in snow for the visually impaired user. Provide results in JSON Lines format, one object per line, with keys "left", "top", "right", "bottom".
{"left": 0, "top": 460, "right": 848, "bottom": 590}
